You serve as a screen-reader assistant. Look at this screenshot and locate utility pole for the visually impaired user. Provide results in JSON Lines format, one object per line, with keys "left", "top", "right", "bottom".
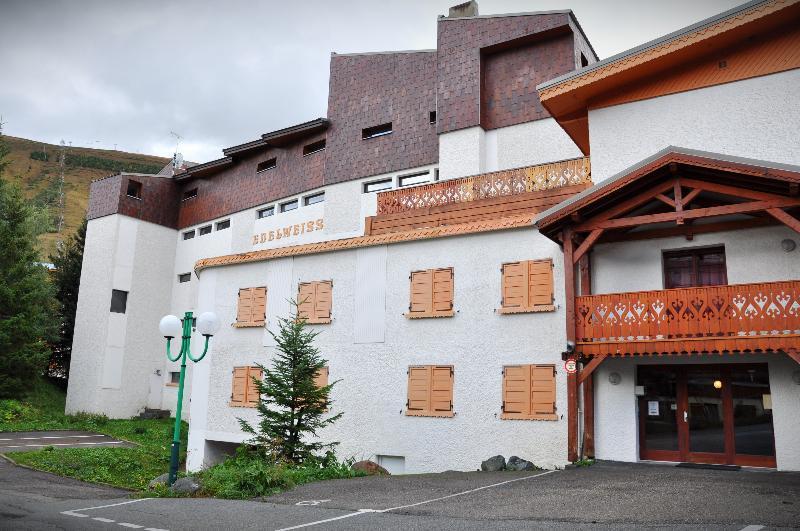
{"left": 0, "top": 115, "right": 5, "bottom": 136}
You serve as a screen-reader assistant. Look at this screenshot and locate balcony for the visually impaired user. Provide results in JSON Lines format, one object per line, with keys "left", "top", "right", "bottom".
{"left": 376, "top": 157, "right": 591, "bottom": 215}
{"left": 366, "top": 157, "right": 592, "bottom": 236}
{"left": 575, "top": 280, "right": 800, "bottom": 356}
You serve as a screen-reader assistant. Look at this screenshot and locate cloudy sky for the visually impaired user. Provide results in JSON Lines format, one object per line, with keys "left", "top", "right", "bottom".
{"left": 0, "top": 0, "right": 744, "bottom": 163}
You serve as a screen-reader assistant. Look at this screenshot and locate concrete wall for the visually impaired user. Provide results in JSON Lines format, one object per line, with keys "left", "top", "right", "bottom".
{"left": 67, "top": 214, "right": 177, "bottom": 418}
{"left": 189, "top": 226, "right": 572, "bottom": 473}
{"left": 588, "top": 70, "right": 800, "bottom": 183}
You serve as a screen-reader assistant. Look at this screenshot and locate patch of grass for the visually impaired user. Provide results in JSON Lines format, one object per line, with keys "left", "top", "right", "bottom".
{"left": 573, "top": 458, "right": 595, "bottom": 467}
{"left": 3, "top": 379, "right": 187, "bottom": 491}
{"left": 198, "top": 448, "right": 366, "bottom": 499}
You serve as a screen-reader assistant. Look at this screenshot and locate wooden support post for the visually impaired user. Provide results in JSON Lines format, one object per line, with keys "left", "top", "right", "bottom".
{"left": 674, "top": 180, "right": 684, "bottom": 225}
{"left": 767, "top": 208, "right": 800, "bottom": 234}
{"left": 579, "top": 252, "right": 595, "bottom": 459}
{"left": 787, "top": 348, "right": 800, "bottom": 365}
{"left": 563, "top": 227, "right": 578, "bottom": 462}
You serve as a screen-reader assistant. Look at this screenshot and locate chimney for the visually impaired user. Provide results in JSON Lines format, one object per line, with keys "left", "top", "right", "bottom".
{"left": 448, "top": 1, "right": 478, "bottom": 18}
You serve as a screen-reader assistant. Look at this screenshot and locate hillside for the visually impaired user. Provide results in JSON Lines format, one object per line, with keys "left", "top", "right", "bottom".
{"left": 0, "top": 135, "right": 170, "bottom": 258}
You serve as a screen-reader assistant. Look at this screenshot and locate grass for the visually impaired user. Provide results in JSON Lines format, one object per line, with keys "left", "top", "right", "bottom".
{"left": 1, "top": 379, "right": 187, "bottom": 490}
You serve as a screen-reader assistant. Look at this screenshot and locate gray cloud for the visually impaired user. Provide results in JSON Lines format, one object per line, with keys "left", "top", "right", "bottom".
{"left": 0, "top": 0, "right": 743, "bottom": 162}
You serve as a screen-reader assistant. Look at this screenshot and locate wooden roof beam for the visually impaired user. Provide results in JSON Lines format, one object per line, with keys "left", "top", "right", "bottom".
{"left": 767, "top": 208, "right": 800, "bottom": 234}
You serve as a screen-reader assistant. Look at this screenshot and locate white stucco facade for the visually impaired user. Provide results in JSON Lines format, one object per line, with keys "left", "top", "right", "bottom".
{"left": 588, "top": 70, "right": 800, "bottom": 183}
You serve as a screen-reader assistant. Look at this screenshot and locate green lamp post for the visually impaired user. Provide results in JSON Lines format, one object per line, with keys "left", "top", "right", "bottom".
{"left": 159, "top": 310, "right": 220, "bottom": 486}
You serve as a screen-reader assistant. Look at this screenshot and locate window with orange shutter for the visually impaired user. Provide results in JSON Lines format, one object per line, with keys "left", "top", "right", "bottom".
{"left": 501, "top": 364, "right": 557, "bottom": 420}
{"left": 405, "top": 268, "right": 454, "bottom": 318}
{"left": 297, "top": 281, "right": 333, "bottom": 324}
{"left": 499, "top": 259, "right": 554, "bottom": 314}
{"left": 235, "top": 287, "right": 267, "bottom": 327}
{"left": 230, "top": 366, "right": 263, "bottom": 407}
{"left": 406, "top": 365, "right": 454, "bottom": 417}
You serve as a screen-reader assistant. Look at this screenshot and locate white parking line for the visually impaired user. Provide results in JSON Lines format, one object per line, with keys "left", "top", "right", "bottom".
{"left": 274, "top": 469, "right": 557, "bottom": 531}
{"left": 61, "top": 498, "right": 153, "bottom": 517}
{"left": 93, "top": 517, "right": 116, "bottom": 523}
{"left": 739, "top": 526, "right": 764, "bottom": 531}
{"left": 118, "top": 524, "right": 144, "bottom": 529}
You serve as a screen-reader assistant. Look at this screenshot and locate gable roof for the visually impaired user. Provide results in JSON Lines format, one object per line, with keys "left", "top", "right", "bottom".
{"left": 537, "top": 0, "right": 800, "bottom": 154}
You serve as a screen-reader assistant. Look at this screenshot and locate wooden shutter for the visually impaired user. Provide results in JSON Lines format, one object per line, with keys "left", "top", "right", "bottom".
{"left": 407, "top": 268, "right": 454, "bottom": 318}
{"left": 314, "top": 366, "right": 329, "bottom": 388}
{"left": 502, "top": 364, "right": 557, "bottom": 420}
{"left": 297, "top": 281, "right": 332, "bottom": 324}
{"left": 236, "top": 287, "right": 266, "bottom": 326}
{"left": 231, "top": 366, "right": 262, "bottom": 407}
{"left": 406, "top": 365, "right": 454, "bottom": 417}
{"left": 528, "top": 260, "right": 554, "bottom": 308}
{"left": 406, "top": 366, "right": 431, "bottom": 414}
{"left": 530, "top": 365, "right": 557, "bottom": 419}
{"left": 500, "top": 260, "right": 554, "bottom": 313}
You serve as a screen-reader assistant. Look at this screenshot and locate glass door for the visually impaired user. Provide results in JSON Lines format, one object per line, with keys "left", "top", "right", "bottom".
{"left": 638, "top": 366, "right": 680, "bottom": 462}
{"left": 684, "top": 366, "right": 728, "bottom": 462}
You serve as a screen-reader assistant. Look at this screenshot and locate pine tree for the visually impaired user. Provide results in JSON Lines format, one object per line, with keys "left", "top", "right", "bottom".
{"left": 0, "top": 140, "right": 58, "bottom": 397}
{"left": 49, "top": 218, "right": 86, "bottom": 378}
{"left": 239, "top": 302, "right": 342, "bottom": 464}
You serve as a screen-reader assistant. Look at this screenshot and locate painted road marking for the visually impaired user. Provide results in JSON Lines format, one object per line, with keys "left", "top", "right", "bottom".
{"left": 274, "top": 469, "right": 557, "bottom": 531}
{"left": 295, "top": 499, "right": 331, "bottom": 506}
{"left": 93, "top": 517, "right": 116, "bottom": 523}
{"left": 0, "top": 434, "right": 108, "bottom": 441}
{"left": 739, "top": 526, "right": 764, "bottom": 531}
{"left": 118, "top": 524, "right": 144, "bottom": 529}
{"left": 62, "top": 498, "right": 166, "bottom": 530}
{"left": 0, "top": 441, "right": 124, "bottom": 449}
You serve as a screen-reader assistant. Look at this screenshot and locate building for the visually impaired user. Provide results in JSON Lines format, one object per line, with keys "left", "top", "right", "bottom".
{"left": 66, "top": 0, "right": 800, "bottom": 473}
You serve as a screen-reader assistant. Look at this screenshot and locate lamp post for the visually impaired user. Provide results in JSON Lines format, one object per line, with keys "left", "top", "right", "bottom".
{"left": 159, "top": 310, "right": 220, "bottom": 486}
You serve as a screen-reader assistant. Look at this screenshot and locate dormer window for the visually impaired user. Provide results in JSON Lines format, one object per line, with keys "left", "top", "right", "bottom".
{"left": 362, "top": 122, "right": 392, "bottom": 139}
{"left": 257, "top": 158, "right": 277, "bottom": 173}
{"left": 302, "top": 139, "right": 326, "bottom": 156}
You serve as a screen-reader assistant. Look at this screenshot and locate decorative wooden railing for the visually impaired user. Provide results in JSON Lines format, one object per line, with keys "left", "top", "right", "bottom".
{"left": 576, "top": 281, "right": 800, "bottom": 349}
{"left": 376, "top": 157, "right": 591, "bottom": 215}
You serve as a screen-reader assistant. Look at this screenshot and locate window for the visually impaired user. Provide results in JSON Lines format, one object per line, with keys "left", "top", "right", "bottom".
{"left": 183, "top": 188, "right": 198, "bottom": 201}
{"left": 257, "top": 206, "right": 274, "bottom": 219}
{"left": 235, "top": 287, "right": 266, "bottom": 327}
{"left": 362, "top": 122, "right": 392, "bottom": 139}
{"left": 398, "top": 171, "right": 430, "bottom": 187}
{"left": 304, "top": 192, "right": 324, "bottom": 206}
{"left": 406, "top": 268, "right": 454, "bottom": 318}
{"left": 199, "top": 225, "right": 212, "bottom": 236}
{"left": 499, "top": 259, "right": 555, "bottom": 314}
{"left": 363, "top": 178, "right": 393, "bottom": 193}
{"left": 502, "top": 364, "right": 557, "bottom": 420}
{"left": 230, "top": 366, "right": 262, "bottom": 407}
{"left": 216, "top": 219, "right": 230, "bottom": 231}
{"left": 663, "top": 246, "right": 727, "bottom": 289}
{"left": 178, "top": 273, "right": 191, "bottom": 283}
{"left": 183, "top": 230, "right": 195, "bottom": 240}
{"left": 580, "top": 52, "right": 589, "bottom": 68}
{"left": 257, "top": 158, "right": 277, "bottom": 172}
{"left": 406, "top": 365, "right": 454, "bottom": 417}
{"left": 110, "top": 289, "right": 128, "bottom": 314}
{"left": 167, "top": 371, "right": 180, "bottom": 386}
{"left": 302, "top": 139, "right": 326, "bottom": 156}
{"left": 280, "top": 199, "right": 298, "bottom": 212}
{"left": 434, "top": 168, "right": 440, "bottom": 181}
{"left": 429, "top": 111, "right": 437, "bottom": 124}
{"left": 126, "top": 180, "right": 142, "bottom": 199}
{"left": 297, "top": 280, "right": 333, "bottom": 324}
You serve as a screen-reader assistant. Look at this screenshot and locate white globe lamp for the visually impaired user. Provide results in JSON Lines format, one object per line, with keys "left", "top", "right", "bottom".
{"left": 159, "top": 314, "right": 182, "bottom": 338}
{"left": 197, "top": 311, "right": 221, "bottom": 337}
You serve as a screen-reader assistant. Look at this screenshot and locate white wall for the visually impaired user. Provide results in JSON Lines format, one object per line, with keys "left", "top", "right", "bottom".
{"left": 594, "top": 354, "right": 800, "bottom": 471}
{"left": 189, "top": 227, "right": 572, "bottom": 473}
{"left": 67, "top": 214, "right": 177, "bottom": 418}
{"left": 588, "top": 70, "right": 800, "bottom": 183}
{"left": 439, "top": 120, "right": 584, "bottom": 181}
{"left": 592, "top": 225, "right": 800, "bottom": 295}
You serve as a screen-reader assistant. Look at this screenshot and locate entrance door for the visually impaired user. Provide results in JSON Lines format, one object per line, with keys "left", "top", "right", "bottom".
{"left": 638, "top": 364, "right": 776, "bottom": 467}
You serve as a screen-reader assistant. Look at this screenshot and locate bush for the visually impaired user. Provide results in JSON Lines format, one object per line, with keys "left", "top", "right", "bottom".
{"left": 0, "top": 399, "right": 36, "bottom": 422}
{"left": 199, "top": 448, "right": 363, "bottom": 499}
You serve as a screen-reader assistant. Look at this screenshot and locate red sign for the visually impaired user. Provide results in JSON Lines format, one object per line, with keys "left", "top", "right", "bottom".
{"left": 564, "top": 358, "right": 577, "bottom": 374}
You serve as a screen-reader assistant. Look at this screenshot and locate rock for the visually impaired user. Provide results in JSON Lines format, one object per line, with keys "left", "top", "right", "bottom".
{"left": 481, "top": 455, "right": 506, "bottom": 471}
{"left": 148, "top": 473, "right": 169, "bottom": 489}
{"left": 506, "top": 456, "right": 537, "bottom": 471}
{"left": 351, "top": 460, "right": 389, "bottom": 475}
{"left": 170, "top": 476, "right": 201, "bottom": 495}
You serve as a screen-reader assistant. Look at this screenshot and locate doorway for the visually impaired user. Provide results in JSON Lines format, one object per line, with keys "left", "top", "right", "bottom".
{"left": 637, "top": 364, "right": 775, "bottom": 467}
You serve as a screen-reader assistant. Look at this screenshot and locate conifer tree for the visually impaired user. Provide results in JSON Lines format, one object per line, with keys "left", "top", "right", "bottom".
{"left": 239, "top": 301, "right": 342, "bottom": 464}
{"left": 49, "top": 218, "right": 86, "bottom": 378}
{"left": 0, "top": 140, "right": 57, "bottom": 397}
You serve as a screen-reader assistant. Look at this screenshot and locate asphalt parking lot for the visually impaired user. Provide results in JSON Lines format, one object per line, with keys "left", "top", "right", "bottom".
{"left": 1, "top": 457, "right": 799, "bottom": 530}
